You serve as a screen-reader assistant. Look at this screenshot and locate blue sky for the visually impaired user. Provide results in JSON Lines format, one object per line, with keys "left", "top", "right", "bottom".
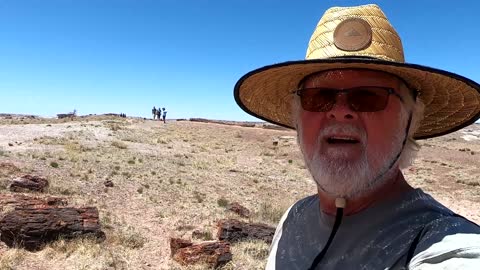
{"left": 0, "top": 0, "right": 479, "bottom": 121}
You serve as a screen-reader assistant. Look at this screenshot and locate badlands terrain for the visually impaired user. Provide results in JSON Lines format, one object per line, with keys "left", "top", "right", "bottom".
{"left": 0, "top": 115, "right": 479, "bottom": 269}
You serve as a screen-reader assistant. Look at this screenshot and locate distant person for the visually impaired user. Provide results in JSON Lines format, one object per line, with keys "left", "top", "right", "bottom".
{"left": 156, "top": 108, "right": 161, "bottom": 121}
{"left": 233, "top": 4, "right": 480, "bottom": 269}
{"left": 162, "top": 108, "right": 167, "bottom": 123}
{"left": 152, "top": 106, "right": 157, "bottom": 120}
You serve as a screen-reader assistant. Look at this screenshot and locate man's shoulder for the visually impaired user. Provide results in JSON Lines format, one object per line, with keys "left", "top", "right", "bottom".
{"left": 421, "top": 214, "right": 480, "bottom": 241}
{"left": 410, "top": 222, "right": 480, "bottom": 269}
{"left": 285, "top": 194, "right": 319, "bottom": 216}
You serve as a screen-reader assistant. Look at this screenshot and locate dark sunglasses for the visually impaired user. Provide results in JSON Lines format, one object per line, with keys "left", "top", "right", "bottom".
{"left": 294, "top": 86, "right": 403, "bottom": 112}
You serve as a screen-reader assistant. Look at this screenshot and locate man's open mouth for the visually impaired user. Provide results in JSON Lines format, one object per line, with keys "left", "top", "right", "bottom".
{"left": 326, "top": 136, "right": 360, "bottom": 144}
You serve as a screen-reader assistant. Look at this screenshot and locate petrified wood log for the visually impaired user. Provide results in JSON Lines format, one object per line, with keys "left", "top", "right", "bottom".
{"left": 226, "top": 202, "right": 251, "bottom": 218}
{"left": 170, "top": 237, "right": 193, "bottom": 256}
{"left": 0, "top": 194, "right": 67, "bottom": 211}
{"left": 217, "top": 219, "right": 275, "bottom": 244}
{"left": 171, "top": 238, "right": 232, "bottom": 268}
{"left": 0, "top": 207, "right": 105, "bottom": 251}
{"left": 9, "top": 175, "right": 49, "bottom": 192}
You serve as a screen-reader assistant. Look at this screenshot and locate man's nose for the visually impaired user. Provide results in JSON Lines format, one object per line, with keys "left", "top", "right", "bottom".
{"left": 326, "top": 94, "right": 358, "bottom": 120}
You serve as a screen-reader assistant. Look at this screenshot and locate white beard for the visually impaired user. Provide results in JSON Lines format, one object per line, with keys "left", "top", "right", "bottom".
{"left": 298, "top": 122, "right": 405, "bottom": 199}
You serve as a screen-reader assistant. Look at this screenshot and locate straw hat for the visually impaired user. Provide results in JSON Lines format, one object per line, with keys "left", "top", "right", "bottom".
{"left": 234, "top": 4, "right": 480, "bottom": 139}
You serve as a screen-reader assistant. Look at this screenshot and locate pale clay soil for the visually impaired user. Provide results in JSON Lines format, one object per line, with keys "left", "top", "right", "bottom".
{"left": 0, "top": 116, "right": 478, "bottom": 270}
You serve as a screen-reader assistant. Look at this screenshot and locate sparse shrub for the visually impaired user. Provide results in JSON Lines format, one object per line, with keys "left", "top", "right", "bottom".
{"left": 50, "top": 161, "right": 59, "bottom": 168}
{"left": 0, "top": 247, "right": 27, "bottom": 269}
{"left": 111, "top": 141, "right": 127, "bottom": 149}
{"left": 59, "top": 188, "right": 75, "bottom": 195}
{"left": 457, "top": 179, "right": 480, "bottom": 187}
{"left": 137, "top": 187, "right": 143, "bottom": 194}
{"left": 192, "top": 230, "right": 213, "bottom": 240}
{"left": 257, "top": 202, "right": 285, "bottom": 224}
{"left": 217, "top": 197, "right": 229, "bottom": 208}
{"left": 107, "top": 123, "right": 122, "bottom": 131}
{"left": 262, "top": 151, "right": 274, "bottom": 157}
{"left": 175, "top": 160, "right": 186, "bottom": 167}
{"left": 127, "top": 159, "right": 135, "bottom": 165}
{"left": 193, "top": 191, "right": 205, "bottom": 203}
{"left": 243, "top": 242, "right": 269, "bottom": 260}
{"left": 117, "top": 227, "right": 146, "bottom": 249}
{"left": 157, "top": 138, "right": 168, "bottom": 144}
{"left": 0, "top": 147, "right": 8, "bottom": 157}
{"left": 288, "top": 159, "right": 293, "bottom": 164}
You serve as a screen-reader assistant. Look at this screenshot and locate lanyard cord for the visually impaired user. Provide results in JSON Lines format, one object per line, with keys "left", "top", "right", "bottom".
{"left": 308, "top": 198, "right": 346, "bottom": 270}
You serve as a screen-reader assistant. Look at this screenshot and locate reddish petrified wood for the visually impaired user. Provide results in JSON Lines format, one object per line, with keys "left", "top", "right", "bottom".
{"left": 171, "top": 239, "right": 232, "bottom": 268}
{"left": 9, "top": 175, "right": 49, "bottom": 192}
{"left": 0, "top": 207, "right": 105, "bottom": 251}
{"left": 170, "top": 237, "right": 193, "bottom": 256}
{"left": 226, "top": 202, "right": 251, "bottom": 218}
{"left": 0, "top": 194, "right": 67, "bottom": 211}
{"left": 217, "top": 219, "right": 275, "bottom": 243}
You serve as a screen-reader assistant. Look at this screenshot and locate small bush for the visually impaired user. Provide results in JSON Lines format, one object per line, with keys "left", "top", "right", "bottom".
{"left": 193, "top": 191, "right": 205, "bottom": 203}
{"left": 118, "top": 228, "right": 146, "bottom": 249}
{"left": 111, "top": 141, "right": 127, "bottom": 149}
{"left": 50, "top": 161, "right": 59, "bottom": 168}
{"left": 217, "top": 197, "right": 229, "bottom": 208}
{"left": 257, "top": 202, "right": 285, "bottom": 224}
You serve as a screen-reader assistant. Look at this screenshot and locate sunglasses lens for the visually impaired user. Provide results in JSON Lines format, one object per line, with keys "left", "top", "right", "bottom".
{"left": 299, "top": 88, "right": 336, "bottom": 112}
{"left": 348, "top": 87, "right": 390, "bottom": 112}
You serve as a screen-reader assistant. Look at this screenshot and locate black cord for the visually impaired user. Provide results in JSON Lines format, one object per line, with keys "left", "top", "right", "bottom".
{"left": 308, "top": 207, "right": 344, "bottom": 270}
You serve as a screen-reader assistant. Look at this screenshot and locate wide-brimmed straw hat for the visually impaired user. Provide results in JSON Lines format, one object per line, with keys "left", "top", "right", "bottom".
{"left": 234, "top": 4, "right": 480, "bottom": 139}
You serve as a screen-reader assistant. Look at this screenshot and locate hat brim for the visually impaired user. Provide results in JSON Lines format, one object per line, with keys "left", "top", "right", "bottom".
{"left": 234, "top": 57, "right": 480, "bottom": 140}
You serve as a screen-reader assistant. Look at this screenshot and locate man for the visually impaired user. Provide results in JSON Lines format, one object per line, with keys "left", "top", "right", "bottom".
{"left": 152, "top": 106, "right": 157, "bottom": 120}
{"left": 162, "top": 108, "right": 167, "bottom": 123}
{"left": 234, "top": 4, "right": 480, "bottom": 269}
{"left": 156, "top": 107, "right": 162, "bottom": 121}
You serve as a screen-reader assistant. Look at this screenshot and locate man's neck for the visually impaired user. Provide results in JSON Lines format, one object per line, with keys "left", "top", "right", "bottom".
{"left": 317, "top": 170, "right": 414, "bottom": 216}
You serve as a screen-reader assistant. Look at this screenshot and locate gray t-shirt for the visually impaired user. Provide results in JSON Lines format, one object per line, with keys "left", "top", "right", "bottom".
{"left": 266, "top": 189, "right": 480, "bottom": 269}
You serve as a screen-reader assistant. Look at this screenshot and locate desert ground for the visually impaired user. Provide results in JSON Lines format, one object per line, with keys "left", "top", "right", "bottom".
{"left": 0, "top": 115, "right": 479, "bottom": 270}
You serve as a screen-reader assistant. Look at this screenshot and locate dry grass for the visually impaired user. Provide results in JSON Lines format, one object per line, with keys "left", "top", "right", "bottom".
{"left": 0, "top": 116, "right": 479, "bottom": 269}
